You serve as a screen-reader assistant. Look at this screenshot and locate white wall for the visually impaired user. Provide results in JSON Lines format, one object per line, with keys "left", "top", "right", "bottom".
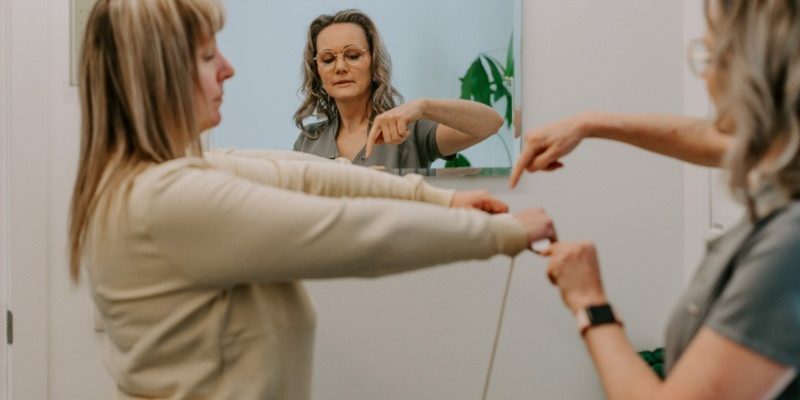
{"left": 3, "top": 0, "right": 686, "bottom": 399}
{"left": 490, "top": 1, "right": 685, "bottom": 395}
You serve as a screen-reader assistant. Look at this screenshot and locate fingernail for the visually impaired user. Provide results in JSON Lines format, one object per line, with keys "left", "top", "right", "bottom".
{"left": 532, "top": 239, "right": 551, "bottom": 254}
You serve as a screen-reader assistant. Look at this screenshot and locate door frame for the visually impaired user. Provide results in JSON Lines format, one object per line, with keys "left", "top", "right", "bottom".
{"left": 1, "top": 0, "right": 11, "bottom": 396}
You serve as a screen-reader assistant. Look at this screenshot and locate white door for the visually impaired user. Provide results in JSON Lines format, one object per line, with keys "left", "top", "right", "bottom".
{"left": 3, "top": 0, "right": 113, "bottom": 398}
{"left": 4, "top": 0, "right": 52, "bottom": 398}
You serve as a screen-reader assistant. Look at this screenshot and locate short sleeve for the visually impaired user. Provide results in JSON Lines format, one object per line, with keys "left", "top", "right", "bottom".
{"left": 411, "top": 119, "right": 454, "bottom": 165}
{"left": 705, "top": 207, "right": 800, "bottom": 368}
{"left": 293, "top": 133, "right": 304, "bottom": 152}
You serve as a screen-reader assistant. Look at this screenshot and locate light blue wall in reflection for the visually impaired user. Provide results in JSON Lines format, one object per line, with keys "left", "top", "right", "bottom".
{"left": 212, "top": 0, "right": 515, "bottom": 168}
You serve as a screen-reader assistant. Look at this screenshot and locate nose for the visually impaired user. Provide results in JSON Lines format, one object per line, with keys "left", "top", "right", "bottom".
{"left": 334, "top": 55, "right": 348, "bottom": 73}
{"left": 219, "top": 52, "right": 235, "bottom": 81}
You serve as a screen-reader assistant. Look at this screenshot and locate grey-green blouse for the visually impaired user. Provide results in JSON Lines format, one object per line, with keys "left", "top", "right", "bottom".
{"left": 293, "top": 117, "right": 455, "bottom": 169}
{"left": 664, "top": 184, "right": 800, "bottom": 398}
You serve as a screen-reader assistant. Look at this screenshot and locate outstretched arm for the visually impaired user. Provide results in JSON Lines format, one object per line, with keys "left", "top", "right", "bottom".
{"left": 140, "top": 164, "right": 559, "bottom": 286}
{"left": 205, "top": 151, "right": 510, "bottom": 213}
{"left": 510, "top": 112, "right": 731, "bottom": 188}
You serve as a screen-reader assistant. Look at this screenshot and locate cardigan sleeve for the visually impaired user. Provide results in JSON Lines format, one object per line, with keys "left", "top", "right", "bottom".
{"left": 207, "top": 148, "right": 333, "bottom": 163}
{"left": 136, "top": 159, "right": 527, "bottom": 287}
{"left": 202, "top": 152, "right": 454, "bottom": 206}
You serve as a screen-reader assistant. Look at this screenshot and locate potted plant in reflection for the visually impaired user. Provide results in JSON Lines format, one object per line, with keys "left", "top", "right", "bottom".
{"left": 447, "top": 35, "right": 514, "bottom": 168}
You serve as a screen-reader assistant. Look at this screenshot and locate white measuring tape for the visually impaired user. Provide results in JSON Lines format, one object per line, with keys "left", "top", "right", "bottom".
{"left": 481, "top": 239, "right": 551, "bottom": 399}
{"left": 480, "top": 256, "right": 516, "bottom": 400}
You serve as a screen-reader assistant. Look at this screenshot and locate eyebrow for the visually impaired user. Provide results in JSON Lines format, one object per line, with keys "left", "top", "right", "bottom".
{"left": 318, "top": 44, "right": 365, "bottom": 52}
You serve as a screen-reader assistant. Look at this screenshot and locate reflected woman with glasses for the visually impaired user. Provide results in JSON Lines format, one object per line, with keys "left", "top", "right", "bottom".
{"left": 293, "top": 9, "right": 504, "bottom": 169}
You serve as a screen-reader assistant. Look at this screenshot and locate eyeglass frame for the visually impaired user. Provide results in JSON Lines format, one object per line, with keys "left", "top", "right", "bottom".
{"left": 686, "top": 38, "right": 714, "bottom": 78}
{"left": 314, "top": 46, "right": 370, "bottom": 70}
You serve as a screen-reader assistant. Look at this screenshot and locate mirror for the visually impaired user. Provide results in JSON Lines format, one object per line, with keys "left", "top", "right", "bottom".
{"left": 211, "top": 0, "right": 522, "bottom": 176}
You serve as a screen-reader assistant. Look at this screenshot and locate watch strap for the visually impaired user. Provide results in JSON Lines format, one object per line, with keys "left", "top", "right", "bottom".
{"left": 575, "top": 304, "right": 622, "bottom": 337}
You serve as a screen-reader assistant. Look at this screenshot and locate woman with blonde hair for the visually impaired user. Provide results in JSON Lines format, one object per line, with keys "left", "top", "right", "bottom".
{"left": 514, "top": 0, "right": 800, "bottom": 398}
{"left": 293, "top": 9, "right": 504, "bottom": 169}
{"left": 69, "top": 0, "right": 555, "bottom": 398}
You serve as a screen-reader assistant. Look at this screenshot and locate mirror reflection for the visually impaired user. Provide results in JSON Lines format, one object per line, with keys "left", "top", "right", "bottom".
{"left": 211, "top": 0, "right": 520, "bottom": 174}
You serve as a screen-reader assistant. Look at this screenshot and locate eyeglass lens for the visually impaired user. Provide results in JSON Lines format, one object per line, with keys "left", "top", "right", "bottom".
{"left": 317, "top": 48, "right": 365, "bottom": 68}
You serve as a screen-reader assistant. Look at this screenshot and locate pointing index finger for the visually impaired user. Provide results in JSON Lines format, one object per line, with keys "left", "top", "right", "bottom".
{"left": 366, "top": 123, "right": 379, "bottom": 158}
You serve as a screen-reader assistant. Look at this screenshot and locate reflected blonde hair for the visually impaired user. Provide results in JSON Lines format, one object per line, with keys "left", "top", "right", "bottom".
{"left": 294, "top": 9, "right": 402, "bottom": 139}
{"left": 707, "top": 0, "right": 800, "bottom": 217}
{"left": 68, "top": 0, "right": 224, "bottom": 281}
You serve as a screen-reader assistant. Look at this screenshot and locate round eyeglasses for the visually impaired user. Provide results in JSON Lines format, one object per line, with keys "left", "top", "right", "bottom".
{"left": 687, "top": 38, "right": 713, "bottom": 78}
{"left": 314, "top": 47, "right": 369, "bottom": 70}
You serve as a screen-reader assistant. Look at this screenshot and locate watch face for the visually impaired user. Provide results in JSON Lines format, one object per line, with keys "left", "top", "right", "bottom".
{"left": 587, "top": 305, "right": 616, "bottom": 324}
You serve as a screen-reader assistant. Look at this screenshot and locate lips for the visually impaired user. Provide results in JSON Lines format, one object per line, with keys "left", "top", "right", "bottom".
{"left": 334, "top": 80, "right": 354, "bottom": 86}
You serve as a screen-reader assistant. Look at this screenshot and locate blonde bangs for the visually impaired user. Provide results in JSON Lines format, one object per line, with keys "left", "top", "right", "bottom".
{"left": 69, "top": 0, "right": 228, "bottom": 281}
{"left": 181, "top": 0, "right": 225, "bottom": 43}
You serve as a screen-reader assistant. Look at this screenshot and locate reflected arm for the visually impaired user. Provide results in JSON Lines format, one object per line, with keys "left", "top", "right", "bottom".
{"left": 421, "top": 99, "right": 505, "bottom": 156}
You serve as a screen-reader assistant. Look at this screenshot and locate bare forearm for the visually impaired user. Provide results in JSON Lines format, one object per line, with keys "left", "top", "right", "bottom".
{"left": 583, "top": 112, "right": 730, "bottom": 167}
{"left": 420, "top": 98, "right": 503, "bottom": 137}
{"left": 583, "top": 324, "right": 666, "bottom": 400}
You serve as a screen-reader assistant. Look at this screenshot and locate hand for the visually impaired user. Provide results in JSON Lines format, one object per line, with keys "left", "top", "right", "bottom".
{"left": 365, "top": 100, "right": 425, "bottom": 158}
{"left": 450, "top": 190, "right": 509, "bottom": 214}
{"left": 541, "top": 242, "right": 607, "bottom": 313}
{"left": 511, "top": 208, "right": 558, "bottom": 247}
{"left": 509, "top": 113, "right": 592, "bottom": 188}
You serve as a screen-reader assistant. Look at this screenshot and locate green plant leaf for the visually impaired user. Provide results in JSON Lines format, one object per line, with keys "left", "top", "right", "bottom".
{"left": 505, "top": 34, "right": 515, "bottom": 78}
{"left": 482, "top": 55, "right": 513, "bottom": 128}
{"left": 445, "top": 153, "right": 472, "bottom": 168}
{"left": 483, "top": 55, "right": 510, "bottom": 103}
{"left": 460, "top": 57, "right": 492, "bottom": 106}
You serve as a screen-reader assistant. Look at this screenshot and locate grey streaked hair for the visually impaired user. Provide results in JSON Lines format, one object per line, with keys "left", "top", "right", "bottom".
{"left": 294, "top": 9, "right": 402, "bottom": 139}
{"left": 707, "top": 0, "right": 800, "bottom": 218}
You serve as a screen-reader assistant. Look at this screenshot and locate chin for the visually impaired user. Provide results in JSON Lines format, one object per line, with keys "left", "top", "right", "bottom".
{"left": 331, "top": 89, "right": 369, "bottom": 103}
{"left": 198, "top": 116, "right": 222, "bottom": 132}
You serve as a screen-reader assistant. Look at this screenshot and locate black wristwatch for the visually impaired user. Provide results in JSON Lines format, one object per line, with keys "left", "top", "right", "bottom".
{"left": 575, "top": 304, "right": 622, "bottom": 337}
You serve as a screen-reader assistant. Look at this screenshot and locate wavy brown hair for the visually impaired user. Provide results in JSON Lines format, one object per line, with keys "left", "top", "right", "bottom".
{"left": 294, "top": 9, "right": 402, "bottom": 139}
{"left": 68, "top": 0, "right": 224, "bottom": 281}
{"left": 706, "top": 0, "right": 800, "bottom": 218}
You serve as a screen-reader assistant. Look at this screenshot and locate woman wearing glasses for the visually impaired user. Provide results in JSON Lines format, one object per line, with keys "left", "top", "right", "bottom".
{"left": 293, "top": 9, "right": 503, "bottom": 169}
{"left": 513, "top": 0, "right": 800, "bottom": 398}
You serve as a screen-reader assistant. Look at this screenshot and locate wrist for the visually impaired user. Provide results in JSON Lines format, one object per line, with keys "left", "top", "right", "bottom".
{"left": 575, "top": 303, "right": 622, "bottom": 338}
{"left": 567, "top": 291, "right": 608, "bottom": 314}
{"left": 417, "top": 98, "right": 431, "bottom": 120}
{"left": 578, "top": 111, "right": 613, "bottom": 140}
